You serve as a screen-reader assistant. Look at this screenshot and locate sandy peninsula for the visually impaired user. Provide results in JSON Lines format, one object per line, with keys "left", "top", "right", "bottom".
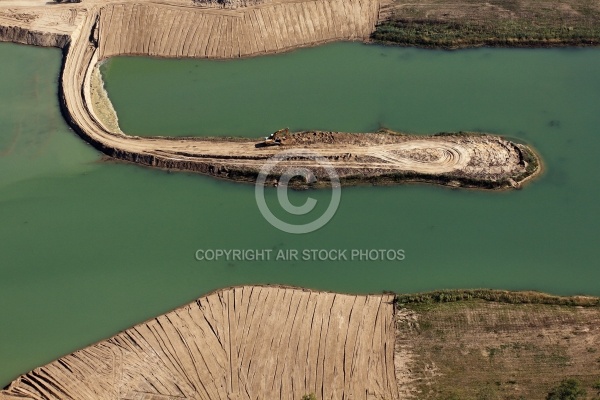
{"left": 0, "top": 0, "right": 541, "bottom": 189}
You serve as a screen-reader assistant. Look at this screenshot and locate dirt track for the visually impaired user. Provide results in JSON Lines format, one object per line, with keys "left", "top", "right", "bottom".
{"left": 0, "top": 0, "right": 540, "bottom": 189}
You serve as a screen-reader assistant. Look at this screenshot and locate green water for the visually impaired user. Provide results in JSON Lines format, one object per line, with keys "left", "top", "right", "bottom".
{"left": 1, "top": 42, "right": 599, "bottom": 387}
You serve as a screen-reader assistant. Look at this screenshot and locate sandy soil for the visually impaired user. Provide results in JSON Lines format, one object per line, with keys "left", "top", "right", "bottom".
{"left": 3, "top": 288, "right": 598, "bottom": 399}
{"left": 1, "top": 286, "right": 398, "bottom": 400}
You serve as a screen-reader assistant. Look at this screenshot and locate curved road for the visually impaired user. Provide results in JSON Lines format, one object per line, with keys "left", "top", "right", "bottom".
{"left": 0, "top": 0, "right": 538, "bottom": 187}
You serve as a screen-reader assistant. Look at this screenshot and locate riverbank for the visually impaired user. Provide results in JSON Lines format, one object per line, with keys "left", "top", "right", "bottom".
{"left": 2, "top": 286, "right": 598, "bottom": 399}
{"left": 1, "top": 286, "right": 398, "bottom": 400}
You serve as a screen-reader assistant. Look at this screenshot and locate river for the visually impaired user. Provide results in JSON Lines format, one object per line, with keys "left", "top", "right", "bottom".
{"left": 1, "top": 41, "right": 599, "bottom": 386}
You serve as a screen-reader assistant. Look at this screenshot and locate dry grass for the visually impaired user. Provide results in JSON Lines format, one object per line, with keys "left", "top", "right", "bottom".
{"left": 89, "top": 65, "right": 121, "bottom": 133}
{"left": 374, "top": 0, "right": 600, "bottom": 47}
{"left": 396, "top": 299, "right": 600, "bottom": 399}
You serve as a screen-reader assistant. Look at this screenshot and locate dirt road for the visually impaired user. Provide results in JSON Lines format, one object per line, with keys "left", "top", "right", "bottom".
{"left": 0, "top": 0, "right": 540, "bottom": 188}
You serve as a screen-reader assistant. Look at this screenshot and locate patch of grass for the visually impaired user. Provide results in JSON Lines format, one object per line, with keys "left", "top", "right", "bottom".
{"left": 477, "top": 386, "right": 500, "bottom": 400}
{"left": 397, "top": 299, "right": 600, "bottom": 399}
{"left": 396, "top": 289, "right": 600, "bottom": 307}
{"left": 534, "top": 350, "right": 571, "bottom": 367}
{"left": 373, "top": 20, "right": 600, "bottom": 48}
{"left": 373, "top": 0, "right": 600, "bottom": 49}
{"left": 546, "top": 378, "right": 586, "bottom": 399}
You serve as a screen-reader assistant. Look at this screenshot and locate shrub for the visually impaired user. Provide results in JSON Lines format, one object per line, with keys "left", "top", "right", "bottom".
{"left": 546, "top": 379, "right": 586, "bottom": 400}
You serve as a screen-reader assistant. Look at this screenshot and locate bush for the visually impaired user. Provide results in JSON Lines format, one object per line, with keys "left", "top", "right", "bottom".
{"left": 301, "top": 394, "right": 317, "bottom": 400}
{"left": 396, "top": 289, "right": 600, "bottom": 307}
{"left": 546, "top": 379, "right": 586, "bottom": 400}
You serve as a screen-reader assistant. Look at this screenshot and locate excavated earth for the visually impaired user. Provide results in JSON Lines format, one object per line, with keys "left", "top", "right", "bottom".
{"left": 1, "top": 286, "right": 399, "bottom": 400}
{"left": 3, "top": 287, "right": 600, "bottom": 400}
{"left": 0, "top": 0, "right": 540, "bottom": 189}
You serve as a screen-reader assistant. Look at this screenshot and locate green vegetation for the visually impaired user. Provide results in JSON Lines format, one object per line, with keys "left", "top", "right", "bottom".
{"left": 301, "top": 394, "right": 317, "bottom": 400}
{"left": 546, "top": 379, "right": 586, "bottom": 400}
{"left": 372, "top": 20, "right": 600, "bottom": 48}
{"left": 396, "top": 289, "right": 600, "bottom": 307}
{"left": 372, "top": 0, "right": 600, "bottom": 48}
{"left": 476, "top": 386, "right": 500, "bottom": 400}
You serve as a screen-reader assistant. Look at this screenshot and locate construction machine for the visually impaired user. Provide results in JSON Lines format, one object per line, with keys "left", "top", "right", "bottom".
{"left": 259, "top": 128, "right": 289, "bottom": 146}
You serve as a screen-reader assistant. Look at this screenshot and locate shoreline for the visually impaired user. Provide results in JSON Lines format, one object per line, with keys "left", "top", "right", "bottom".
{"left": 88, "top": 61, "right": 121, "bottom": 133}
{"left": 95, "top": 129, "right": 542, "bottom": 190}
{"left": 2, "top": 285, "right": 598, "bottom": 399}
{"left": 0, "top": 0, "right": 545, "bottom": 191}
{"left": 0, "top": 2, "right": 596, "bottom": 398}
{"left": 371, "top": 32, "right": 600, "bottom": 50}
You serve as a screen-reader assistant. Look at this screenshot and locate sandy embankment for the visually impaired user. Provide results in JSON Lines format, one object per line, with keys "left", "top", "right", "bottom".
{"left": 89, "top": 64, "right": 121, "bottom": 134}
{"left": 0, "top": 0, "right": 540, "bottom": 189}
{"left": 1, "top": 286, "right": 399, "bottom": 400}
{"left": 3, "top": 287, "right": 600, "bottom": 399}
